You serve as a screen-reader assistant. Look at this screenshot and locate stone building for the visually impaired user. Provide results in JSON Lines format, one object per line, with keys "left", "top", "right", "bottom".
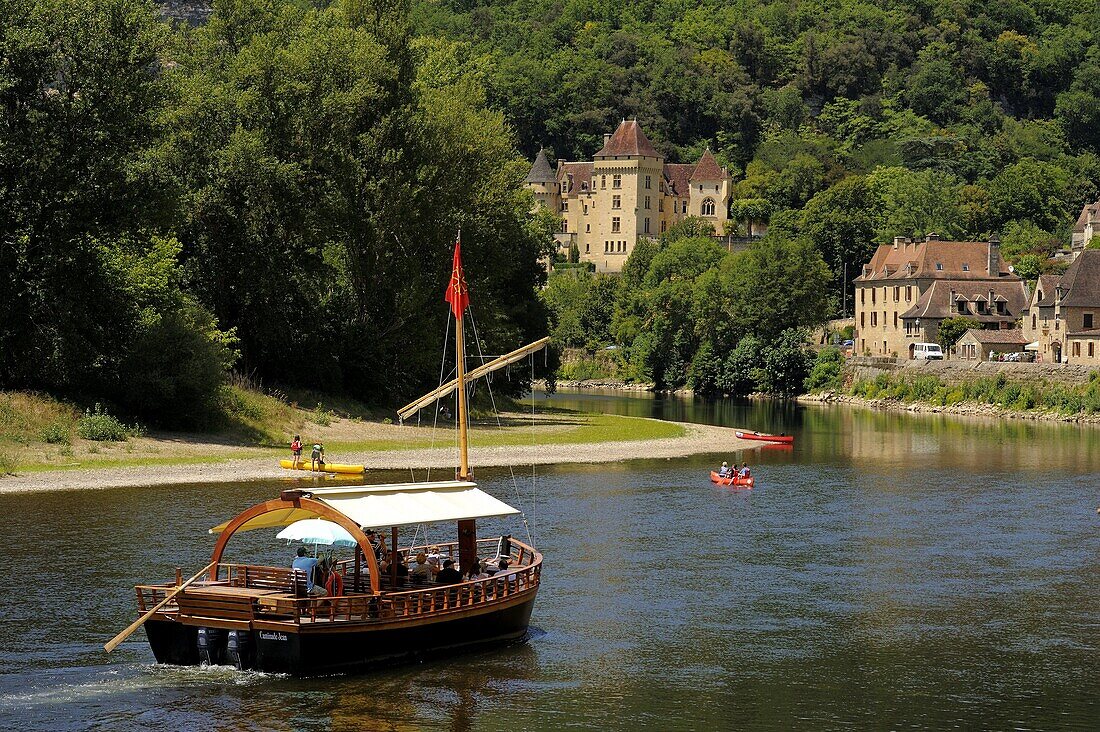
{"left": 524, "top": 120, "right": 732, "bottom": 273}
{"left": 1070, "top": 197, "right": 1100, "bottom": 255}
{"left": 1023, "top": 250, "right": 1100, "bottom": 363}
{"left": 853, "top": 235, "right": 1028, "bottom": 358}
{"left": 955, "top": 329, "right": 1029, "bottom": 361}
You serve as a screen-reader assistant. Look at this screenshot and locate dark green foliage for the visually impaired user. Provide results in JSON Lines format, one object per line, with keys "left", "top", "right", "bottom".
{"left": 77, "top": 405, "right": 131, "bottom": 442}
{"left": 938, "top": 317, "right": 983, "bottom": 350}
{"left": 804, "top": 347, "right": 845, "bottom": 392}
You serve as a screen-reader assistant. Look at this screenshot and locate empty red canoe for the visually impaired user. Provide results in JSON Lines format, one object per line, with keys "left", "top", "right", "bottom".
{"left": 710, "top": 470, "right": 754, "bottom": 487}
{"left": 735, "top": 431, "right": 794, "bottom": 444}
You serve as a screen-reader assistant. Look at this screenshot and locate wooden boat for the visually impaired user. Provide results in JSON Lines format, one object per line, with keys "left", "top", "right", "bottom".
{"left": 735, "top": 430, "right": 794, "bottom": 444}
{"left": 710, "top": 470, "right": 754, "bottom": 488}
{"left": 279, "top": 459, "right": 364, "bottom": 475}
{"left": 108, "top": 238, "right": 547, "bottom": 675}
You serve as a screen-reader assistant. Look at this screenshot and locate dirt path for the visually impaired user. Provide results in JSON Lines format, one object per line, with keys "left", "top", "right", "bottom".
{"left": 0, "top": 422, "right": 759, "bottom": 494}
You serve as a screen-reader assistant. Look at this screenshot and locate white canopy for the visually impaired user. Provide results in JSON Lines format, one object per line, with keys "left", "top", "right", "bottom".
{"left": 1024, "top": 341, "right": 1040, "bottom": 351}
{"left": 209, "top": 481, "right": 519, "bottom": 534}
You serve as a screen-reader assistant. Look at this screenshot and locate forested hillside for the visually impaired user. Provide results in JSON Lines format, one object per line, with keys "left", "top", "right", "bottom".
{"left": 0, "top": 0, "right": 554, "bottom": 428}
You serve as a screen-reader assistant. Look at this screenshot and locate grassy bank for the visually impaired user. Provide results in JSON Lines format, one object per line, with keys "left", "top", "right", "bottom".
{"left": 0, "top": 390, "right": 683, "bottom": 474}
{"left": 844, "top": 370, "right": 1100, "bottom": 416}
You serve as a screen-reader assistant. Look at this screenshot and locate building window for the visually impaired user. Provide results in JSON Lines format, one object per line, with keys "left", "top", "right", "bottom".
{"left": 1073, "top": 342, "right": 1081, "bottom": 357}
{"left": 644, "top": 218, "right": 650, "bottom": 234}
{"left": 586, "top": 242, "right": 590, "bottom": 253}
{"left": 871, "top": 312, "right": 877, "bottom": 327}
{"left": 612, "top": 217, "right": 620, "bottom": 233}
{"left": 644, "top": 195, "right": 651, "bottom": 210}
{"left": 561, "top": 201, "right": 568, "bottom": 212}
{"left": 871, "top": 289, "right": 876, "bottom": 305}
{"left": 701, "top": 198, "right": 716, "bottom": 216}
{"left": 645, "top": 175, "right": 651, "bottom": 189}
{"left": 661, "top": 220, "right": 667, "bottom": 232}
{"left": 1032, "top": 314, "right": 1037, "bottom": 329}
{"left": 604, "top": 241, "right": 609, "bottom": 253}
{"left": 601, "top": 175, "right": 606, "bottom": 189}
{"left": 861, "top": 313, "right": 865, "bottom": 328}
{"left": 962, "top": 263, "right": 969, "bottom": 271}
{"left": 1090, "top": 342, "right": 1096, "bottom": 358}
{"left": 612, "top": 174, "right": 621, "bottom": 189}
{"left": 893, "top": 312, "right": 898, "bottom": 328}
{"left": 1055, "top": 319, "right": 1060, "bottom": 331}
{"left": 893, "top": 287, "right": 899, "bottom": 302}
{"left": 561, "top": 221, "right": 567, "bottom": 233}
{"left": 586, "top": 224, "right": 590, "bottom": 233}
{"left": 1086, "top": 313, "right": 1094, "bottom": 329}
{"left": 581, "top": 182, "right": 588, "bottom": 190}
{"left": 935, "top": 263, "right": 943, "bottom": 270}
{"left": 861, "top": 289, "right": 865, "bottom": 304}
{"left": 612, "top": 195, "right": 621, "bottom": 209}
{"left": 583, "top": 204, "right": 588, "bottom": 215}
{"left": 906, "top": 286, "right": 912, "bottom": 301}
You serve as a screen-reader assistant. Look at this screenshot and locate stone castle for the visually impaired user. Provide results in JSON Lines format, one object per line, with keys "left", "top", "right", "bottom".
{"left": 524, "top": 120, "right": 732, "bottom": 273}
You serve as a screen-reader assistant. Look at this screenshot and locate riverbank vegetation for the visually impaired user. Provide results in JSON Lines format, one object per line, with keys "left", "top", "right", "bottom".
{"left": 842, "top": 370, "right": 1100, "bottom": 417}
{"left": 1, "top": 0, "right": 554, "bottom": 434}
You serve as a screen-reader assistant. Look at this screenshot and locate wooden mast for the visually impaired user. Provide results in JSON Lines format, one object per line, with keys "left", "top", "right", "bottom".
{"left": 455, "top": 310, "right": 470, "bottom": 481}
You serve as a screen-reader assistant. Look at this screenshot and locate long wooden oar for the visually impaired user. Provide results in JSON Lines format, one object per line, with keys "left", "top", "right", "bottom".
{"left": 104, "top": 561, "right": 216, "bottom": 653}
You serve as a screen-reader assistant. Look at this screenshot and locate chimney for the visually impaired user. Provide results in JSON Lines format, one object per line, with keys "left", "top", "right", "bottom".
{"left": 988, "top": 236, "right": 1001, "bottom": 275}
{"left": 926, "top": 232, "right": 941, "bottom": 241}
{"left": 950, "top": 288, "right": 956, "bottom": 314}
{"left": 1055, "top": 284, "right": 1065, "bottom": 304}
{"left": 604, "top": 133, "right": 612, "bottom": 144}
{"left": 893, "top": 236, "right": 905, "bottom": 249}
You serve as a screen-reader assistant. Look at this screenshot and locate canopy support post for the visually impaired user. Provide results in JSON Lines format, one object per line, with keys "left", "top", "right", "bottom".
{"left": 458, "top": 519, "right": 477, "bottom": 575}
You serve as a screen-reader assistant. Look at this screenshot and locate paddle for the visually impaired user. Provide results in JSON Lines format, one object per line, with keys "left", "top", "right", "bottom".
{"left": 104, "top": 561, "right": 216, "bottom": 653}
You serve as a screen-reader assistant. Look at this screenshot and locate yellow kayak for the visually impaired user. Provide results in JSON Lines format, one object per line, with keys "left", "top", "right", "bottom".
{"left": 280, "top": 459, "right": 364, "bottom": 475}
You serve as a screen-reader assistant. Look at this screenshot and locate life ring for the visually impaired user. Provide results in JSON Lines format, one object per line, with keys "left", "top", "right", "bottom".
{"left": 325, "top": 572, "right": 344, "bottom": 597}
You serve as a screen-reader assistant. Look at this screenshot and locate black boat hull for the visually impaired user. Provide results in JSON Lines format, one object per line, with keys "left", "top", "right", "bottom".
{"left": 144, "top": 595, "right": 536, "bottom": 675}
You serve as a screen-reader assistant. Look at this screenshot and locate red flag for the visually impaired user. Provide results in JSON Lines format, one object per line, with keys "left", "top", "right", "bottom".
{"left": 444, "top": 235, "right": 469, "bottom": 318}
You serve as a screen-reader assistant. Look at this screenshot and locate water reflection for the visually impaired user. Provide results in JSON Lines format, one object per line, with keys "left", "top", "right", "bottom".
{"left": 0, "top": 392, "right": 1098, "bottom": 730}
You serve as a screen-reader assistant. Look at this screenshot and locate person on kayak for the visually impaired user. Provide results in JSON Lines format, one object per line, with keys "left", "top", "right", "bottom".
{"left": 718, "top": 461, "right": 731, "bottom": 477}
{"left": 291, "top": 435, "right": 303, "bottom": 463}
{"left": 311, "top": 442, "right": 325, "bottom": 470}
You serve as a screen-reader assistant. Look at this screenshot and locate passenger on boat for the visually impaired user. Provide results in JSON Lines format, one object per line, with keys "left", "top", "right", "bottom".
{"left": 738, "top": 463, "right": 751, "bottom": 478}
{"left": 392, "top": 553, "right": 409, "bottom": 585}
{"left": 467, "top": 560, "right": 489, "bottom": 581}
{"left": 436, "top": 559, "right": 463, "bottom": 584}
{"left": 410, "top": 552, "right": 432, "bottom": 584}
{"left": 427, "top": 546, "right": 443, "bottom": 577}
{"left": 292, "top": 547, "right": 327, "bottom": 596}
{"left": 718, "top": 461, "right": 731, "bottom": 477}
{"left": 364, "top": 529, "right": 387, "bottom": 560}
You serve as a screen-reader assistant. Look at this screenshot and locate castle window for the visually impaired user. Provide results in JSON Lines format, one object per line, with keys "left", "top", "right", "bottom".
{"left": 659, "top": 198, "right": 664, "bottom": 212}
{"left": 585, "top": 242, "right": 590, "bottom": 253}
{"left": 612, "top": 195, "right": 621, "bottom": 210}
{"left": 561, "top": 221, "right": 568, "bottom": 233}
{"left": 586, "top": 223, "right": 590, "bottom": 233}
{"left": 601, "top": 175, "right": 606, "bottom": 189}
{"left": 701, "top": 198, "right": 715, "bottom": 216}
{"left": 561, "top": 201, "right": 568, "bottom": 212}
{"left": 581, "top": 182, "right": 587, "bottom": 190}
{"left": 604, "top": 241, "right": 609, "bottom": 253}
{"left": 1086, "top": 313, "right": 1094, "bottom": 329}
{"left": 644, "top": 195, "right": 651, "bottom": 210}
{"left": 645, "top": 175, "right": 652, "bottom": 190}
{"left": 935, "top": 263, "right": 943, "bottom": 270}
{"left": 644, "top": 218, "right": 650, "bottom": 234}
{"left": 583, "top": 204, "right": 588, "bottom": 215}
{"left": 612, "top": 217, "right": 621, "bottom": 233}
{"left": 612, "top": 174, "right": 622, "bottom": 189}
{"left": 661, "top": 220, "right": 667, "bottom": 232}
{"left": 1032, "top": 313, "right": 1036, "bottom": 329}
{"left": 962, "top": 263, "right": 969, "bottom": 271}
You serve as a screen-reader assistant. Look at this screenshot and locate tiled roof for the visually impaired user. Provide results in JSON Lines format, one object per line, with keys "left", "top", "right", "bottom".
{"left": 663, "top": 164, "right": 694, "bottom": 196}
{"left": 1074, "top": 198, "right": 1100, "bottom": 233}
{"left": 855, "top": 239, "right": 1016, "bottom": 282}
{"left": 1034, "top": 274, "right": 1062, "bottom": 307}
{"left": 900, "top": 279, "right": 1029, "bottom": 320}
{"left": 557, "top": 162, "right": 592, "bottom": 193}
{"left": 959, "top": 328, "right": 1029, "bottom": 344}
{"left": 1067, "top": 328, "right": 1100, "bottom": 338}
{"left": 525, "top": 148, "right": 555, "bottom": 184}
{"left": 594, "top": 119, "right": 661, "bottom": 158}
{"left": 1056, "top": 249, "right": 1100, "bottom": 308}
{"left": 690, "top": 148, "right": 727, "bottom": 181}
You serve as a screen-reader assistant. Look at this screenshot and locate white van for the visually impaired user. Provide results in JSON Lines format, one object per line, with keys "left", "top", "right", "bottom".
{"left": 913, "top": 342, "right": 944, "bottom": 360}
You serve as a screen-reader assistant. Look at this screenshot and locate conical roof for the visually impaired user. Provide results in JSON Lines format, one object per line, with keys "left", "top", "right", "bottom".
{"left": 690, "top": 148, "right": 726, "bottom": 181}
{"left": 594, "top": 119, "right": 661, "bottom": 159}
{"left": 525, "top": 148, "right": 555, "bottom": 184}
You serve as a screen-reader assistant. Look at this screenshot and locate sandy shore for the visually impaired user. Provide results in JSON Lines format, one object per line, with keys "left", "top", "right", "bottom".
{"left": 0, "top": 421, "right": 760, "bottom": 494}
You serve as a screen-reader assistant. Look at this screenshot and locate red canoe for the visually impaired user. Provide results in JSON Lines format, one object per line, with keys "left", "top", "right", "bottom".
{"left": 735, "top": 430, "right": 794, "bottom": 444}
{"left": 710, "top": 470, "right": 754, "bottom": 488}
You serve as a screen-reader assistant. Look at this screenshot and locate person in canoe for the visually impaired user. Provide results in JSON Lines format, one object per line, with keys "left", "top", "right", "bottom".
{"left": 718, "top": 461, "right": 732, "bottom": 477}
{"left": 290, "top": 435, "right": 303, "bottom": 464}
{"left": 738, "top": 463, "right": 751, "bottom": 478}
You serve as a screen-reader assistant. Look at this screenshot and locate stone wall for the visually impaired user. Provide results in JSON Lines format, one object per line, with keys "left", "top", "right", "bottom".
{"left": 158, "top": 1, "right": 212, "bottom": 25}
{"left": 847, "top": 356, "right": 1098, "bottom": 385}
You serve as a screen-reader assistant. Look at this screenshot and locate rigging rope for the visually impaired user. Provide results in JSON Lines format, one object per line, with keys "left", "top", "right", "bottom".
{"left": 468, "top": 313, "right": 536, "bottom": 547}
{"left": 425, "top": 313, "right": 453, "bottom": 484}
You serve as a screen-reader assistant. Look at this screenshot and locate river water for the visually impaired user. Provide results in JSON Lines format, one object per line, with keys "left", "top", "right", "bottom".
{"left": 1, "top": 391, "right": 1097, "bottom": 731}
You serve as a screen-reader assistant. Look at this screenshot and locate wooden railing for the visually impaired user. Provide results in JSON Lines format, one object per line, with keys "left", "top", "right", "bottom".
{"left": 134, "top": 536, "right": 543, "bottom": 626}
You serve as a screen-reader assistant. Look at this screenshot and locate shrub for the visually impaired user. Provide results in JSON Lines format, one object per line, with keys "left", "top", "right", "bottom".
{"left": 0, "top": 452, "right": 14, "bottom": 475}
{"left": 309, "top": 403, "right": 334, "bottom": 427}
{"left": 804, "top": 347, "right": 844, "bottom": 391}
{"left": 40, "top": 422, "right": 71, "bottom": 444}
{"left": 77, "top": 404, "right": 129, "bottom": 442}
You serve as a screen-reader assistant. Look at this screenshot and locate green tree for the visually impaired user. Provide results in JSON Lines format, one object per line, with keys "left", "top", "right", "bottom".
{"left": 938, "top": 317, "right": 982, "bottom": 351}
